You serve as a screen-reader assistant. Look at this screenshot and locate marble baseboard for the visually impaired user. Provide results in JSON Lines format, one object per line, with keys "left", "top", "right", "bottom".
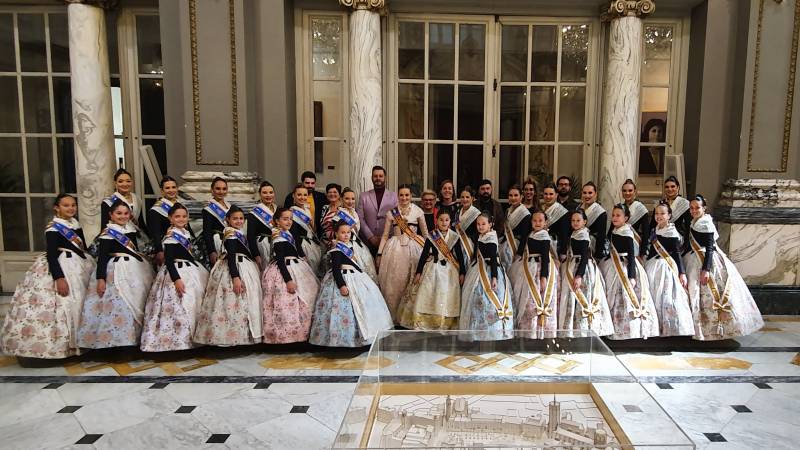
{"left": 750, "top": 286, "right": 800, "bottom": 315}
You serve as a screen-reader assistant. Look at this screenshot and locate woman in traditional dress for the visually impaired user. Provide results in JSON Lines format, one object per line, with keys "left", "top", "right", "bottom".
{"left": 499, "top": 185, "right": 531, "bottom": 271}
{"left": 194, "top": 206, "right": 262, "bottom": 346}
{"left": 334, "top": 188, "right": 378, "bottom": 283}
{"left": 262, "top": 208, "right": 320, "bottom": 343}
{"left": 141, "top": 203, "right": 209, "bottom": 351}
{"left": 400, "top": 210, "right": 465, "bottom": 330}
{"left": 541, "top": 183, "right": 571, "bottom": 261}
{"left": 459, "top": 213, "right": 513, "bottom": 341}
{"left": 247, "top": 181, "right": 277, "bottom": 270}
{"left": 602, "top": 204, "right": 659, "bottom": 339}
{"left": 522, "top": 177, "right": 541, "bottom": 213}
{"left": 436, "top": 179, "right": 459, "bottom": 221}
{"left": 579, "top": 182, "right": 608, "bottom": 258}
{"left": 645, "top": 201, "right": 694, "bottom": 337}
{"left": 558, "top": 209, "right": 613, "bottom": 337}
{"left": 660, "top": 176, "right": 692, "bottom": 249}
{"left": 310, "top": 222, "right": 393, "bottom": 347}
{"left": 621, "top": 179, "right": 651, "bottom": 258}
{"left": 77, "top": 200, "right": 154, "bottom": 349}
{"left": 202, "top": 177, "right": 230, "bottom": 266}
{"left": 454, "top": 187, "right": 481, "bottom": 261}
{"left": 100, "top": 168, "right": 145, "bottom": 235}
{"left": 512, "top": 211, "right": 558, "bottom": 338}
{"left": 376, "top": 185, "right": 428, "bottom": 322}
{"left": 685, "top": 196, "right": 763, "bottom": 340}
{"left": 319, "top": 183, "right": 343, "bottom": 248}
{"left": 147, "top": 176, "right": 183, "bottom": 266}
{"left": 1, "top": 195, "right": 94, "bottom": 359}
{"left": 290, "top": 185, "right": 324, "bottom": 277}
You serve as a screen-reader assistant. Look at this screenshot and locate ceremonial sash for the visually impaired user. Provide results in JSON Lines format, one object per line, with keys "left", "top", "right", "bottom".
{"left": 251, "top": 204, "right": 274, "bottom": 228}
{"left": 205, "top": 201, "right": 227, "bottom": 226}
{"left": 165, "top": 228, "right": 192, "bottom": 252}
{"left": 277, "top": 230, "right": 297, "bottom": 249}
{"left": 292, "top": 207, "right": 313, "bottom": 230}
{"left": 476, "top": 247, "right": 512, "bottom": 322}
{"left": 564, "top": 254, "right": 604, "bottom": 327}
{"left": 104, "top": 227, "right": 140, "bottom": 254}
{"left": 392, "top": 208, "right": 425, "bottom": 247}
{"left": 336, "top": 209, "right": 357, "bottom": 227}
{"left": 610, "top": 244, "right": 649, "bottom": 319}
{"left": 334, "top": 241, "right": 354, "bottom": 259}
{"left": 50, "top": 221, "right": 85, "bottom": 250}
{"left": 522, "top": 247, "right": 556, "bottom": 326}
{"left": 430, "top": 230, "right": 460, "bottom": 271}
{"left": 503, "top": 205, "right": 530, "bottom": 253}
{"left": 651, "top": 237, "right": 681, "bottom": 282}
{"left": 225, "top": 228, "right": 249, "bottom": 248}
{"left": 690, "top": 235, "right": 732, "bottom": 316}
{"left": 152, "top": 198, "right": 174, "bottom": 218}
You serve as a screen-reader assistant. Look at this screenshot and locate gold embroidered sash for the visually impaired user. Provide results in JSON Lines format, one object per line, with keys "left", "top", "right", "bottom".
{"left": 652, "top": 237, "right": 681, "bottom": 282}
{"left": 456, "top": 223, "right": 474, "bottom": 260}
{"left": 564, "top": 255, "right": 603, "bottom": 327}
{"left": 431, "top": 232, "right": 460, "bottom": 271}
{"left": 522, "top": 249, "right": 556, "bottom": 326}
{"left": 504, "top": 223, "right": 518, "bottom": 255}
{"left": 393, "top": 208, "right": 425, "bottom": 247}
{"left": 690, "top": 236, "right": 732, "bottom": 315}
{"left": 476, "top": 249, "right": 512, "bottom": 322}
{"left": 610, "top": 245, "right": 649, "bottom": 319}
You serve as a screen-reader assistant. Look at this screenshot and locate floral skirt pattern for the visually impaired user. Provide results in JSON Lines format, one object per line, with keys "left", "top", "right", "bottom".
{"left": 1, "top": 253, "right": 94, "bottom": 358}
{"left": 194, "top": 257, "right": 262, "bottom": 346}
{"left": 378, "top": 235, "right": 422, "bottom": 323}
{"left": 685, "top": 250, "right": 764, "bottom": 340}
{"left": 77, "top": 257, "right": 154, "bottom": 348}
{"left": 140, "top": 262, "right": 209, "bottom": 351}
{"left": 310, "top": 270, "right": 393, "bottom": 347}
{"left": 261, "top": 258, "right": 320, "bottom": 343}
{"left": 353, "top": 239, "right": 378, "bottom": 284}
{"left": 644, "top": 257, "right": 694, "bottom": 337}
{"left": 459, "top": 262, "right": 514, "bottom": 342}
{"left": 558, "top": 258, "right": 614, "bottom": 337}
{"left": 600, "top": 258, "right": 660, "bottom": 340}
{"left": 398, "top": 260, "right": 460, "bottom": 331}
{"left": 302, "top": 238, "right": 323, "bottom": 278}
{"left": 510, "top": 257, "right": 559, "bottom": 338}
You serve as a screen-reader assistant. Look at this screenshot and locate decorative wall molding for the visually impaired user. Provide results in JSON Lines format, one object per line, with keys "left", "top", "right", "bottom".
{"left": 601, "top": 0, "right": 655, "bottom": 21}
{"left": 188, "top": 0, "right": 240, "bottom": 166}
{"left": 746, "top": 0, "right": 799, "bottom": 173}
{"left": 339, "top": 0, "right": 385, "bottom": 11}
{"left": 63, "top": 0, "right": 119, "bottom": 9}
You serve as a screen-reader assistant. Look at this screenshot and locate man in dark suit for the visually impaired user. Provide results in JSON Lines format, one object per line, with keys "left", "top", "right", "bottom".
{"left": 476, "top": 179, "right": 505, "bottom": 232}
{"left": 283, "top": 171, "right": 327, "bottom": 229}
{"left": 556, "top": 175, "right": 580, "bottom": 211}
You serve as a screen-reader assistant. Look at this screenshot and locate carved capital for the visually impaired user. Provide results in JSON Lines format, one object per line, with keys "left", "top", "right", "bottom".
{"left": 339, "top": 0, "right": 385, "bottom": 11}
{"left": 602, "top": 0, "right": 655, "bottom": 21}
{"left": 64, "top": 0, "right": 119, "bottom": 9}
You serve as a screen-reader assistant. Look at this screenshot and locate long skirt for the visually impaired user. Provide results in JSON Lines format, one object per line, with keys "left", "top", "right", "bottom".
{"left": 261, "top": 258, "right": 320, "bottom": 343}
{"left": 498, "top": 237, "right": 517, "bottom": 272}
{"left": 459, "top": 261, "right": 514, "bottom": 341}
{"left": 511, "top": 256, "right": 559, "bottom": 338}
{"left": 1, "top": 253, "right": 94, "bottom": 358}
{"left": 558, "top": 258, "right": 614, "bottom": 337}
{"left": 600, "top": 258, "right": 660, "bottom": 339}
{"left": 644, "top": 257, "right": 694, "bottom": 337}
{"left": 398, "top": 259, "right": 461, "bottom": 330}
{"left": 378, "top": 235, "right": 423, "bottom": 323}
{"left": 256, "top": 235, "right": 272, "bottom": 272}
{"left": 685, "top": 249, "right": 764, "bottom": 340}
{"left": 302, "top": 237, "right": 323, "bottom": 277}
{"left": 309, "top": 270, "right": 393, "bottom": 347}
{"left": 353, "top": 239, "right": 378, "bottom": 284}
{"left": 193, "top": 256, "right": 262, "bottom": 346}
{"left": 77, "top": 257, "right": 154, "bottom": 348}
{"left": 140, "top": 262, "right": 209, "bottom": 351}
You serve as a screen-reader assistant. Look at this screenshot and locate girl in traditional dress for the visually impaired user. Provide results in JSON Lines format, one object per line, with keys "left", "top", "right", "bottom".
{"left": 400, "top": 210, "right": 465, "bottom": 330}
{"left": 290, "top": 185, "right": 324, "bottom": 277}
{"left": 579, "top": 182, "right": 608, "bottom": 258}
{"left": 376, "top": 185, "right": 428, "bottom": 322}
{"left": 558, "top": 209, "right": 613, "bottom": 337}
{"left": 247, "top": 181, "right": 277, "bottom": 270}
{"left": 512, "top": 211, "right": 558, "bottom": 338}
{"left": 645, "top": 201, "right": 694, "bottom": 337}
{"left": 194, "top": 206, "right": 262, "bottom": 346}
{"left": 202, "top": 177, "right": 230, "bottom": 266}
{"left": 621, "top": 179, "right": 651, "bottom": 258}
{"left": 77, "top": 200, "right": 154, "bottom": 349}
{"left": 541, "top": 183, "right": 571, "bottom": 261}
{"left": 522, "top": 177, "right": 541, "bottom": 213}
{"left": 436, "top": 179, "right": 459, "bottom": 221}
{"left": 685, "top": 196, "right": 763, "bottom": 340}
{"left": 454, "top": 187, "right": 481, "bottom": 261}
{"left": 147, "top": 176, "right": 183, "bottom": 266}
{"left": 100, "top": 168, "right": 145, "bottom": 235}
{"left": 141, "top": 203, "right": 209, "bottom": 351}
{"left": 602, "top": 204, "right": 659, "bottom": 339}
{"left": 310, "top": 222, "right": 393, "bottom": 347}
{"left": 1, "top": 195, "right": 95, "bottom": 359}
{"left": 499, "top": 185, "right": 531, "bottom": 271}
{"left": 460, "top": 213, "right": 513, "bottom": 341}
{"left": 660, "top": 176, "right": 691, "bottom": 249}
{"left": 319, "top": 183, "right": 343, "bottom": 247}
{"left": 334, "top": 188, "right": 378, "bottom": 283}
{"left": 262, "top": 208, "right": 320, "bottom": 343}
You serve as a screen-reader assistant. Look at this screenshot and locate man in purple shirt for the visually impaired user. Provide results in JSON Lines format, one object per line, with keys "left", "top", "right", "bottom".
{"left": 356, "top": 166, "right": 398, "bottom": 254}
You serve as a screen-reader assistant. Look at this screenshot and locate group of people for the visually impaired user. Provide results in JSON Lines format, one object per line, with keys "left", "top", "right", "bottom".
{"left": 0, "top": 166, "right": 763, "bottom": 360}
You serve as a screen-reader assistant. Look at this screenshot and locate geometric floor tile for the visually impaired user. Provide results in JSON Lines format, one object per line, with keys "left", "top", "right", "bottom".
{"left": 75, "top": 434, "right": 103, "bottom": 444}
{"left": 703, "top": 433, "right": 727, "bottom": 442}
{"left": 290, "top": 405, "right": 310, "bottom": 414}
{"left": 149, "top": 383, "right": 169, "bottom": 389}
{"left": 206, "top": 434, "right": 230, "bottom": 444}
{"left": 625, "top": 355, "right": 752, "bottom": 371}
{"left": 753, "top": 383, "right": 773, "bottom": 389}
{"left": 260, "top": 354, "right": 393, "bottom": 371}
{"left": 623, "top": 404, "right": 643, "bottom": 412}
{"left": 57, "top": 406, "right": 83, "bottom": 413}
{"left": 656, "top": 383, "right": 674, "bottom": 389}
{"left": 731, "top": 405, "right": 752, "bottom": 413}
{"left": 42, "top": 383, "right": 64, "bottom": 389}
{"left": 175, "top": 406, "right": 196, "bottom": 414}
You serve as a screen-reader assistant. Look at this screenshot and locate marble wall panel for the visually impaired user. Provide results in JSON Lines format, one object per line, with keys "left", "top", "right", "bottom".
{"left": 724, "top": 223, "right": 800, "bottom": 285}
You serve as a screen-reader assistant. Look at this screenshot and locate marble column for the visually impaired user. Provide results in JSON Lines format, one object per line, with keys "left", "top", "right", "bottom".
{"left": 66, "top": 1, "right": 116, "bottom": 240}
{"left": 598, "top": 0, "right": 654, "bottom": 209}
{"left": 341, "top": 0, "right": 384, "bottom": 194}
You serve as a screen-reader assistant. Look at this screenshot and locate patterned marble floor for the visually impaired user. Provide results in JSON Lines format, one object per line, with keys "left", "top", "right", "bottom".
{"left": 0, "top": 315, "right": 798, "bottom": 449}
